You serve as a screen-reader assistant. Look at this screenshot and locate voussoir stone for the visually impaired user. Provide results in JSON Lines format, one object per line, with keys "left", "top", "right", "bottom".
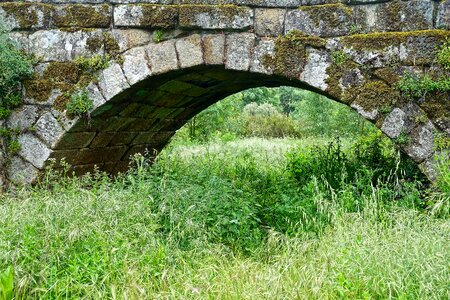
{"left": 98, "top": 62, "right": 131, "bottom": 101}
{"left": 381, "top": 108, "right": 406, "bottom": 139}
{"left": 226, "top": 33, "right": 255, "bottom": 71}
{"left": 175, "top": 34, "right": 204, "bottom": 68}
{"left": 203, "top": 34, "right": 225, "bottom": 65}
{"left": 7, "top": 106, "right": 38, "bottom": 130}
{"left": 250, "top": 39, "right": 275, "bottom": 74}
{"left": 146, "top": 40, "right": 179, "bottom": 74}
{"left": 122, "top": 46, "right": 152, "bottom": 85}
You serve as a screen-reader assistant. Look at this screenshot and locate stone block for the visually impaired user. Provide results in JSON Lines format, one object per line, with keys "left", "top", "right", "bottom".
{"left": 254, "top": 9, "right": 285, "bottom": 37}
{"left": 381, "top": 108, "right": 406, "bottom": 139}
{"left": 7, "top": 105, "right": 38, "bottom": 130}
{"left": 34, "top": 112, "right": 65, "bottom": 148}
{"left": 98, "top": 62, "right": 130, "bottom": 101}
{"left": 54, "top": 132, "right": 96, "bottom": 149}
{"left": 203, "top": 34, "right": 225, "bottom": 65}
{"left": 179, "top": 5, "right": 253, "bottom": 30}
{"left": 437, "top": 0, "right": 450, "bottom": 29}
{"left": 0, "top": 3, "right": 53, "bottom": 30}
{"left": 300, "top": 48, "right": 331, "bottom": 91}
{"left": 250, "top": 39, "right": 275, "bottom": 74}
{"left": 122, "top": 46, "right": 152, "bottom": 85}
{"left": 18, "top": 133, "right": 51, "bottom": 169}
{"left": 175, "top": 34, "right": 204, "bottom": 68}
{"left": 225, "top": 33, "right": 255, "bottom": 71}
{"left": 146, "top": 40, "right": 179, "bottom": 74}
{"left": 53, "top": 4, "right": 111, "bottom": 28}
{"left": 114, "top": 4, "right": 178, "bottom": 28}
{"left": 285, "top": 5, "right": 352, "bottom": 37}
{"left": 7, "top": 156, "right": 39, "bottom": 185}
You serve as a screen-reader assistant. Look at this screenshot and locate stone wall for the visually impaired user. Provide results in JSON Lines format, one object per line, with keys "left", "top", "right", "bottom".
{"left": 0, "top": 0, "right": 449, "bottom": 187}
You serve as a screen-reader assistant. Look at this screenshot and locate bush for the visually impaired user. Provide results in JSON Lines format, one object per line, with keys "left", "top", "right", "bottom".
{"left": 0, "top": 22, "right": 33, "bottom": 119}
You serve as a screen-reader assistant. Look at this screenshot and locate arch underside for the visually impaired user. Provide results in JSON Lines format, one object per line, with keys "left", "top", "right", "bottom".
{"left": 48, "top": 66, "right": 328, "bottom": 175}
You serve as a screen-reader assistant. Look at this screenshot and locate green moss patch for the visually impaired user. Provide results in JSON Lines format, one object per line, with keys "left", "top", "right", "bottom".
{"left": 0, "top": 3, "right": 52, "bottom": 29}
{"left": 140, "top": 5, "right": 179, "bottom": 29}
{"left": 54, "top": 4, "right": 111, "bottom": 29}
{"left": 299, "top": 4, "right": 352, "bottom": 30}
{"left": 263, "top": 31, "right": 326, "bottom": 79}
{"left": 345, "top": 80, "right": 400, "bottom": 112}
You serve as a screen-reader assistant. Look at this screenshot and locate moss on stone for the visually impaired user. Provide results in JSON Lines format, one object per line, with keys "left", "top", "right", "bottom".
{"left": 341, "top": 30, "right": 450, "bottom": 51}
{"left": 262, "top": 31, "right": 326, "bottom": 79}
{"left": 140, "top": 5, "right": 179, "bottom": 29}
{"left": 0, "top": 3, "right": 52, "bottom": 29}
{"left": 345, "top": 80, "right": 400, "bottom": 112}
{"left": 324, "top": 59, "right": 360, "bottom": 100}
{"left": 298, "top": 4, "right": 353, "bottom": 30}
{"left": 53, "top": 4, "right": 111, "bottom": 28}
{"left": 86, "top": 32, "right": 120, "bottom": 59}
{"left": 373, "top": 68, "right": 400, "bottom": 85}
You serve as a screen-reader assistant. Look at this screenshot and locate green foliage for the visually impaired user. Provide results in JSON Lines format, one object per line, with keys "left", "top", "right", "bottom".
{"left": 74, "top": 54, "right": 110, "bottom": 73}
{"left": 397, "top": 72, "right": 450, "bottom": 99}
{"left": 66, "top": 90, "right": 94, "bottom": 116}
{"left": 436, "top": 38, "right": 450, "bottom": 70}
{"left": 153, "top": 30, "right": 164, "bottom": 43}
{"left": 1, "top": 137, "right": 447, "bottom": 298}
{"left": 0, "top": 21, "right": 33, "bottom": 120}
{"left": 0, "top": 266, "right": 13, "bottom": 300}
{"left": 0, "top": 127, "right": 21, "bottom": 155}
{"left": 331, "top": 50, "right": 350, "bottom": 65}
{"left": 396, "top": 129, "right": 411, "bottom": 145}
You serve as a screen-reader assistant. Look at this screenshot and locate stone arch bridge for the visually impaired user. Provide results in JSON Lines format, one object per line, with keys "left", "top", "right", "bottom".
{"left": 0, "top": 0, "right": 449, "bottom": 186}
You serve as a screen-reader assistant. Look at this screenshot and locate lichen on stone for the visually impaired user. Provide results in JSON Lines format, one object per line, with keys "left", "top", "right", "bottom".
{"left": 344, "top": 80, "right": 400, "bottom": 113}
{"left": 0, "top": 3, "right": 52, "bottom": 29}
{"left": 298, "top": 3, "right": 353, "bottom": 30}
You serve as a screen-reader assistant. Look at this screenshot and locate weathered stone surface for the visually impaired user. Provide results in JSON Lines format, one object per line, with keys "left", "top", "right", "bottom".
{"left": 7, "top": 156, "right": 39, "bottom": 185}
{"left": 226, "top": 33, "right": 255, "bottom": 71}
{"left": 203, "top": 34, "right": 225, "bottom": 65}
{"left": 18, "top": 133, "right": 51, "bottom": 169}
{"left": 7, "top": 106, "right": 38, "bottom": 130}
{"left": 53, "top": 4, "right": 111, "bottom": 28}
{"left": 405, "top": 120, "right": 435, "bottom": 163}
{"left": 175, "top": 34, "right": 203, "bottom": 68}
{"left": 301, "top": 48, "right": 330, "bottom": 91}
{"left": 250, "top": 39, "right": 275, "bottom": 74}
{"left": 285, "top": 5, "right": 352, "bottom": 37}
{"left": 179, "top": 5, "right": 253, "bottom": 29}
{"left": 98, "top": 62, "right": 131, "bottom": 100}
{"left": 54, "top": 132, "right": 96, "bottom": 149}
{"left": 0, "top": 3, "right": 53, "bottom": 30}
{"left": 354, "top": 0, "right": 433, "bottom": 33}
{"left": 34, "top": 112, "right": 64, "bottom": 148}
{"left": 122, "top": 46, "right": 152, "bottom": 85}
{"left": 111, "top": 29, "right": 153, "bottom": 52}
{"left": 255, "top": 8, "right": 285, "bottom": 37}
{"left": 381, "top": 108, "right": 405, "bottom": 139}
{"left": 146, "top": 40, "right": 179, "bottom": 74}
{"left": 29, "top": 29, "right": 104, "bottom": 61}
{"left": 437, "top": 0, "right": 450, "bottom": 29}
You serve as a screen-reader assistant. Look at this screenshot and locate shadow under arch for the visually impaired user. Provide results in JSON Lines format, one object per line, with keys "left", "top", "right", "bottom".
{"left": 48, "top": 64, "right": 349, "bottom": 175}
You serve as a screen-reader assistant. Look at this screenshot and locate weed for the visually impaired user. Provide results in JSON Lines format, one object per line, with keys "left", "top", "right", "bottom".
{"left": 396, "top": 129, "right": 411, "bottom": 145}
{"left": 66, "top": 90, "right": 94, "bottom": 117}
{"left": 74, "top": 54, "right": 110, "bottom": 73}
{"left": 331, "top": 50, "right": 350, "bottom": 65}
{"left": 153, "top": 30, "right": 164, "bottom": 43}
{"left": 436, "top": 38, "right": 450, "bottom": 70}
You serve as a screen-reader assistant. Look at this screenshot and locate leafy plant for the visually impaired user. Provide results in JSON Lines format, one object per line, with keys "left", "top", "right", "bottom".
{"left": 74, "top": 54, "right": 110, "bottom": 73}
{"left": 66, "top": 90, "right": 94, "bottom": 117}
{"left": 153, "top": 30, "right": 164, "bottom": 43}
{"left": 396, "top": 129, "right": 411, "bottom": 145}
{"left": 396, "top": 72, "right": 450, "bottom": 99}
{"left": 331, "top": 51, "right": 350, "bottom": 65}
{"left": 436, "top": 38, "right": 450, "bottom": 70}
{"left": 0, "top": 21, "right": 33, "bottom": 120}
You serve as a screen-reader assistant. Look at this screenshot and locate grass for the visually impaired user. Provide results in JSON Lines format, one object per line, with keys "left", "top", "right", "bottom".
{"left": 0, "top": 137, "right": 449, "bottom": 299}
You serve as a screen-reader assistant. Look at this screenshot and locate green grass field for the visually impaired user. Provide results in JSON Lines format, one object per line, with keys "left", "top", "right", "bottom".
{"left": 0, "top": 137, "right": 449, "bottom": 299}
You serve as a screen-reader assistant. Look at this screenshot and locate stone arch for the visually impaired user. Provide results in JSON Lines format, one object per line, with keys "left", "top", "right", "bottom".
{"left": 7, "top": 30, "right": 445, "bottom": 185}
{"left": 0, "top": 0, "right": 448, "bottom": 186}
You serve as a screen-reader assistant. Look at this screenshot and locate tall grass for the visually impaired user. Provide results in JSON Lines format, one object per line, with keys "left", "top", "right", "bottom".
{"left": 0, "top": 137, "right": 448, "bottom": 299}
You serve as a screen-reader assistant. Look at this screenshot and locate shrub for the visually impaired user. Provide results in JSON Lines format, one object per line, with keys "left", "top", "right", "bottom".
{"left": 0, "top": 22, "right": 33, "bottom": 119}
